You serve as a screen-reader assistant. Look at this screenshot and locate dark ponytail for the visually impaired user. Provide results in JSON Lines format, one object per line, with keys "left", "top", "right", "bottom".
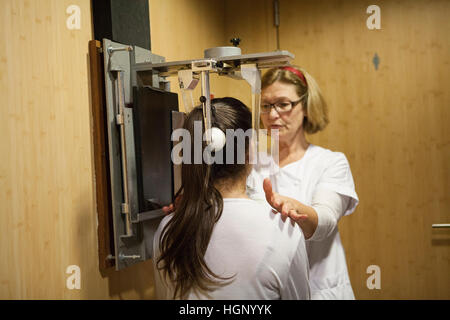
{"left": 157, "top": 97, "right": 252, "bottom": 299}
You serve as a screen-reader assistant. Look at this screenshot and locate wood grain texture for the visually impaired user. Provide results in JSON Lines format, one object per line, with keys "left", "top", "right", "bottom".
{"left": 149, "top": 0, "right": 229, "bottom": 111}
{"left": 88, "top": 40, "right": 115, "bottom": 272}
{"left": 0, "top": 0, "right": 156, "bottom": 299}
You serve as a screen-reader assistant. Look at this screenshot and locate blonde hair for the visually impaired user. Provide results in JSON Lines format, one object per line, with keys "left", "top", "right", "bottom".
{"left": 261, "top": 66, "right": 329, "bottom": 134}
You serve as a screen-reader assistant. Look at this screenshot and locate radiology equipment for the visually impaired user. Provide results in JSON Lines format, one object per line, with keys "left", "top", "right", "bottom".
{"left": 99, "top": 38, "right": 294, "bottom": 270}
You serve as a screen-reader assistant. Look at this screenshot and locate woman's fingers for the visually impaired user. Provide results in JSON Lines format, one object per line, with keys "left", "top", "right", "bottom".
{"left": 273, "top": 195, "right": 281, "bottom": 208}
{"left": 263, "top": 178, "right": 307, "bottom": 225}
{"left": 263, "top": 177, "right": 273, "bottom": 195}
{"left": 281, "top": 202, "right": 290, "bottom": 216}
{"left": 263, "top": 178, "right": 281, "bottom": 209}
{"left": 162, "top": 203, "right": 175, "bottom": 215}
{"left": 261, "top": 180, "right": 311, "bottom": 231}
{"left": 278, "top": 203, "right": 289, "bottom": 222}
{"left": 288, "top": 209, "right": 298, "bottom": 219}
{"left": 263, "top": 178, "right": 275, "bottom": 203}
{"left": 288, "top": 210, "right": 308, "bottom": 221}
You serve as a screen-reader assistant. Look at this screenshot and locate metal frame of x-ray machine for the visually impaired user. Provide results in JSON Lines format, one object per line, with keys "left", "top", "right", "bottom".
{"left": 102, "top": 38, "right": 294, "bottom": 270}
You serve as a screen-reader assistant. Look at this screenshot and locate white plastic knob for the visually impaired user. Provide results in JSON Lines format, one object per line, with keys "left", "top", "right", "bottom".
{"left": 209, "top": 127, "right": 226, "bottom": 152}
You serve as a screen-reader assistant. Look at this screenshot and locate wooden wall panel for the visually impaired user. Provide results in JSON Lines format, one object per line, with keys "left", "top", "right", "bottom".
{"left": 149, "top": 0, "right": 228, "bottom": 111}
{"left": 221, "top": 0, "right": 277, "bottom": 108}
{"left": 0, "top": 0, "right": 157, "bottom": 299}
{"left": 88, "top": 40, "right": 115, "bottom": 272}
{"left": 225, "top": 0, "right": 450, "bottom": 299}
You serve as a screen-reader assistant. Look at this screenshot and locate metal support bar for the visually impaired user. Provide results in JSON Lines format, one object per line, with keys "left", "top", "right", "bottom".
{"left": 274, "top": 0, "right": 280, "bottom": 50}
{"left": 108, "top": 46, "right": 133, "bottom": 55}
{"left": 116, "top": 71, "right": 133, "bottom": 237}
{"left": 132, "top": 209, "right": 166, "bottom": 223}
{"left": 178, "top": 69, "right": 198, "bottom": 113}
{"left": 241, "top": 64, "right": 262, "bottom": 163}
{"left": 241, "top": 64, "right": 262, "bottom": 131}
{"left": 134, "top": 51, "right": 294, "bottom": 78}
{"left": 432, "top": 224, "right": 450, "bottom": 228}
{"left": 201, "top": 71, "right": 212, "bottom": 145}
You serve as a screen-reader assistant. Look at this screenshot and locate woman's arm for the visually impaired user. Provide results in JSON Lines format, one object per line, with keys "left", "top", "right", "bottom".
{"left": 263, "top": 178, "right": 349, "bottom": 240}
{"left": 308, "top": 188, "right": 350, "bottom": 241}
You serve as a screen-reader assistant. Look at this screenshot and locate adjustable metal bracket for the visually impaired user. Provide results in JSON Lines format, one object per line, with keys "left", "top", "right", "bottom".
{"left": 101, "top": 38, "right": 294, "bottom": 270}
{"left": 102, "top": 39, "right": 178, "bottom": 270}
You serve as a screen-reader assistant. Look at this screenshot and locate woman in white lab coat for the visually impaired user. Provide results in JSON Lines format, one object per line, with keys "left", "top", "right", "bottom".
{"left": 246, "top": 66, "right": 359, "bottom": 299}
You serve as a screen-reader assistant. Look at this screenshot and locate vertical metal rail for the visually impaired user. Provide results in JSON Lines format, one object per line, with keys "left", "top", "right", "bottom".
{"left": 251, "top": 88, "right": 261, "bottom": 166}
{"left": 115, "top": 71, "right": 132, "bottom": 237}
{"left": 252, "top": 91, "right": 261, "bottom": 135}
{"left": 274, "top": 0, "right": 280, "bottom": 50}
{"left": 201, "top": 70, "right": 212, "bottom": 145}
{"left": 432, "top": 224, "right": 450, "bottom": 228}
{"left": 241, "top": 64, "right": 262, "bottom": 164}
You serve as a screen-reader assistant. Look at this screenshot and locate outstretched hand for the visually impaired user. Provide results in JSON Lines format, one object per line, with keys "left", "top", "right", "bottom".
{"left": 263, "top": 178, "right": 317, "bottom": 239}
{"left": 263, "top": 178, "right": 308, "bottom": 222}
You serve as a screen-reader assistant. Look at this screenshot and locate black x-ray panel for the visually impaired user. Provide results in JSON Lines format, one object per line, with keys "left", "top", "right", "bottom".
{"left": 92, "top": 0, "right": 151, "bottom": 50}
{"left": 133, "top": 87, "right": 179, "bottom": 212}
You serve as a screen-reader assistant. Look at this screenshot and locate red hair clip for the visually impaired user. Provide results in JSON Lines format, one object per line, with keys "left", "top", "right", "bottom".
{"left": 281, "top": 66, "right": 307, "bottom": 86}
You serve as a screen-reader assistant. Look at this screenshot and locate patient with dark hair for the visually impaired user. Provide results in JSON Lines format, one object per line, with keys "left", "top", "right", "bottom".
{"left": 152, "top": 97, "right": 310, "bottom": 299}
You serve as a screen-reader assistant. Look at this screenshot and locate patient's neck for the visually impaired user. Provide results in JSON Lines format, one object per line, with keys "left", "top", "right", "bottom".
{"left": 214, "top": 174, "right": 250, "bottom": 199}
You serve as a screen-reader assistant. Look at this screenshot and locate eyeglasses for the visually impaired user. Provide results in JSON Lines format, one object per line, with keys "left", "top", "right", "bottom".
{"left": 260, "top": 94, "right": 306, "bottom": 114}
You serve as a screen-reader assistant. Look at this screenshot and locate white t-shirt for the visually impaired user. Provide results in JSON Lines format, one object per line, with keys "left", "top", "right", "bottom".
{"left": 246, "top": 144, "right": 359, "bottom": 300}
{"left": 152, "top": 198, "right": 310, "bottom": 300}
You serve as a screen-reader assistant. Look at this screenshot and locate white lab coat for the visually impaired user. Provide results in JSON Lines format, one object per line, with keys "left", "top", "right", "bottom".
{"left": 152, "top": 198, "right": 311, "bottom": 300}
{"left": 246, "top": 144, "right": 359, "bottom": 300}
